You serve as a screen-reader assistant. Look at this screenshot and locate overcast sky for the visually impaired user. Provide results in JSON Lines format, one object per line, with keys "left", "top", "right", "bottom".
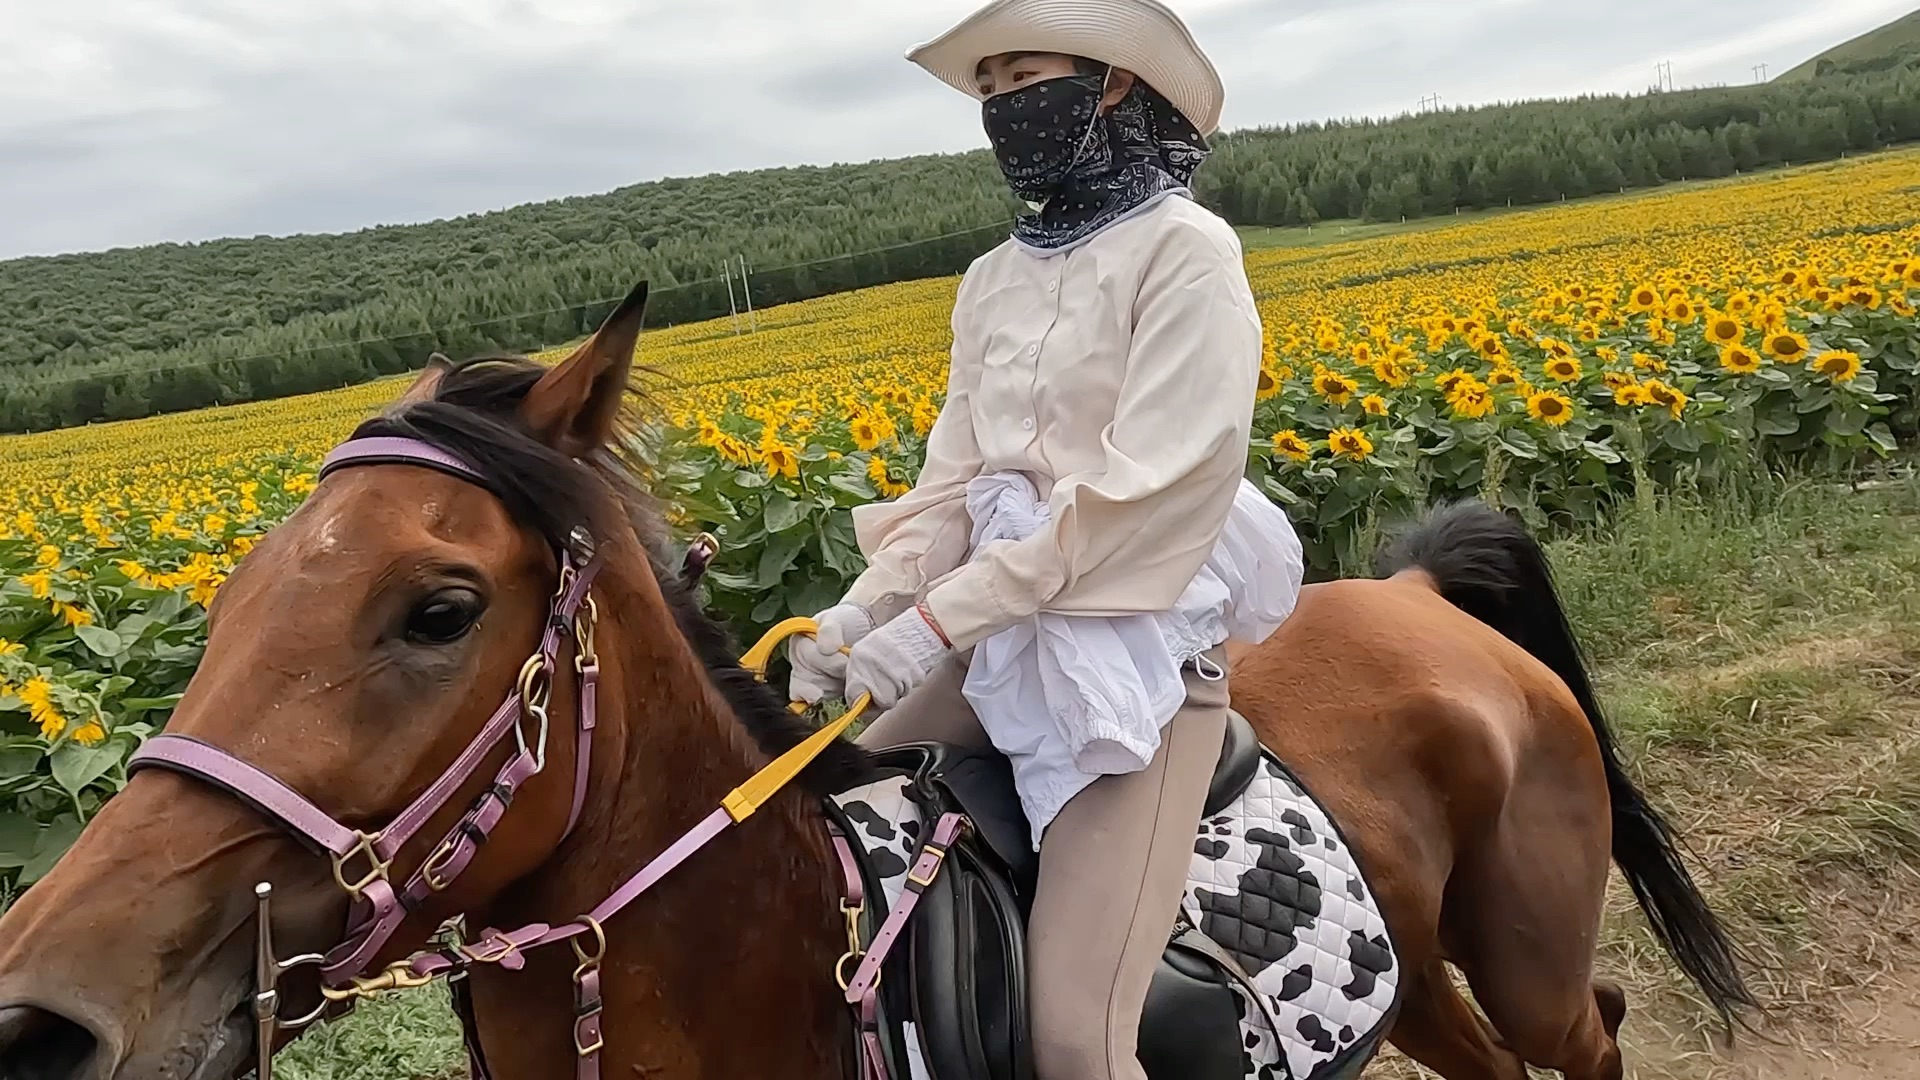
{"left": 1, "top": 0, "right": 1912, "bottom": 260}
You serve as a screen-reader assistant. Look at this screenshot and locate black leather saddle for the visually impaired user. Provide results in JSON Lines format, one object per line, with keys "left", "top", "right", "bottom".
{"left": 825, "top": 710, "right": 1267, "bottom": 1080}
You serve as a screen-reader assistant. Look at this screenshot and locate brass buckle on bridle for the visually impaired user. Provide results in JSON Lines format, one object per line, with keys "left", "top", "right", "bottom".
{"left": 833, "top": 899, "right": 868, "bottom": 992}
{"left": 570, "top": 917, "right": 608, "bottom": 1057}
{"left": 329, "top": 830, "right": 391, "bottom": 899}
{"left": 515, "top": 653, "right": 554, "bottom": 773}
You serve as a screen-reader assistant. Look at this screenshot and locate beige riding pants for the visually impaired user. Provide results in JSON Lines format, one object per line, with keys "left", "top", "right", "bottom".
{"left": 856, "top": 647, "right": 1231, "bottom": 1080}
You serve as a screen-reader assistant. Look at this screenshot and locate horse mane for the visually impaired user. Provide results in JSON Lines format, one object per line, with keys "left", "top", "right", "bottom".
{"left": 351, "top": 355, "right": 872, "bottom": 795}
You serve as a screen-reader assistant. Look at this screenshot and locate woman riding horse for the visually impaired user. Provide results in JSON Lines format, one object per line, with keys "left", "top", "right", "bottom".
{"left": 0, "top": 1, "right": 1756, "bottom": 1078}
{"left": 789, "top": 1, "right": 1305, "bottom": 1076}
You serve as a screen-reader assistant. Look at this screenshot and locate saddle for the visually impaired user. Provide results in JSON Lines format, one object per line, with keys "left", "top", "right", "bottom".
{"left": 821, "top": 711, "right": 1269, "bottom": 1080}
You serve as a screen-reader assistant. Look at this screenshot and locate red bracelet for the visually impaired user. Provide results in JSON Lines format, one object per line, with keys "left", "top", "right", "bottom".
{"left": 916, "top": 600, "right": 953, "bottom": 648}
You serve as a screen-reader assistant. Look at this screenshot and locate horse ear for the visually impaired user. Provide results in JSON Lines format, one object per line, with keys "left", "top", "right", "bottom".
{"left": 392, "top": 353, "right": 455, "bottom": 409}
{"left": 521, "top": 280, "right": 648, "bottom": 458}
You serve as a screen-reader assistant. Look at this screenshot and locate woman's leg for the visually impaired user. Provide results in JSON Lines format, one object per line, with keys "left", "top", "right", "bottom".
{"left": 1026, "top": 651, "right": 1232, "bottom": 1080}
{"left": 853, "top": 651, "right": 991, "bottom": 752}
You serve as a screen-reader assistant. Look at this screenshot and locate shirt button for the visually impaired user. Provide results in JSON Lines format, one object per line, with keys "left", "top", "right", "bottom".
{"left": 1027, "top": 344, "right": 1039, "bottom": 357}
{"left": 1047, "top": 281, "right": 1058, "bottom": 293}
{"left": 1022, "top": 419, "right": 1035, "bottom": 431}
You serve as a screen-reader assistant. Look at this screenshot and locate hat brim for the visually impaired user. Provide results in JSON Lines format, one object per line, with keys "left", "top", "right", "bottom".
{"left": 906, "top": 0, "right": 1225, "bottom": 137}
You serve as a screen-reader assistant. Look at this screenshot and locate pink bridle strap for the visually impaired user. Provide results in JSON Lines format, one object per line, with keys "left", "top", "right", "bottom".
{"left": 319, "top": 436, "right": 489, "bottom": 486}
{"left": 125, "top": 735, "right": 366, "bottom": 857}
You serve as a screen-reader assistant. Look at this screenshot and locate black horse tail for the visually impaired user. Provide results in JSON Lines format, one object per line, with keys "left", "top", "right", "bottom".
{"left": 1376, "top": 500, "right": 1758, "bottom": 1031}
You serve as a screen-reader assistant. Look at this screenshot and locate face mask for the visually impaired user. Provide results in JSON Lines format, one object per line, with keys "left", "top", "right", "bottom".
{"left": 981, "top": 71, "right": 1109, "bottom": 205}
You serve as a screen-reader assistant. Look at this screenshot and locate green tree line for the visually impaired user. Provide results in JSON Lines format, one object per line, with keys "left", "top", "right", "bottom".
{"left": 2, "top": 66, "right": 1916, "bottom": 434}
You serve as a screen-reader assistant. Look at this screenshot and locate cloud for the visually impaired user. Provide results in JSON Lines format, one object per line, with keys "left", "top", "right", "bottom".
{"left": 0, "top": 0, "right": 1911, "bottom": 258}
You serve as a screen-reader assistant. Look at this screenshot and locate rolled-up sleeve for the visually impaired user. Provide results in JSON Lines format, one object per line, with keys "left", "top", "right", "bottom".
{"left": 843, "top": 276, "right": 985, "bottom": 620}
{"left": 923, "top": 221, "right": 1262, "bottom": 649}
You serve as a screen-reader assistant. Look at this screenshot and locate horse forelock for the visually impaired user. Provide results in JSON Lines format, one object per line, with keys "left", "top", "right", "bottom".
{"left": 350, "top": 354, "right": 871, "bottom": 796}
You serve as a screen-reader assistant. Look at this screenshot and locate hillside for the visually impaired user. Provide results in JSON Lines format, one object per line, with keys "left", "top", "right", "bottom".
{"left": 2, "top": 66, "right": 1917, "bottom": 435}
{"left": 1778, "top": 7, "right": 1920, "bottom": 81}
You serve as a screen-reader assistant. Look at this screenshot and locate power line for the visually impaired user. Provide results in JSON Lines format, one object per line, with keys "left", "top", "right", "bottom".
{"left": 1751, "top": 62, "right": 1768, "bottom": 83}
{"left": 6, "top": 217, "right": 1019, "bottom": 395}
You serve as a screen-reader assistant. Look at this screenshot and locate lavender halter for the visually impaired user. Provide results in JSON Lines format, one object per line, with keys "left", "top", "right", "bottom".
{"left": 125, "top": 434, "right": 927, "bottom": 1080}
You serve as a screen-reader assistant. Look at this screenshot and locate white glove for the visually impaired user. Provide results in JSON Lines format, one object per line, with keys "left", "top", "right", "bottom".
{"left": 845, "top": 607, "right": 952, "bottom": 710}
{"left": 788, "top": 603, "right": 875, "bottom": 705}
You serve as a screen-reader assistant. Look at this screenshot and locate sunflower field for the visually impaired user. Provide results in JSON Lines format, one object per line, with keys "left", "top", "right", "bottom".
{"left": 1, "top": 149, "right": 1917, "bottom": 895}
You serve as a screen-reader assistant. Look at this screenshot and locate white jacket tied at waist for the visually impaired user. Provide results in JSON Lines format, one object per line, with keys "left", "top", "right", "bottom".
{"left": 958, "top": 472, "right": 1305, "bottom": 847}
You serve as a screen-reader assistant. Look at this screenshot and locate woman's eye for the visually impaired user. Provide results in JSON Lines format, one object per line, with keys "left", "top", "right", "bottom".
{"left": 405, "top": 589, "right": 484, "bottom": 645}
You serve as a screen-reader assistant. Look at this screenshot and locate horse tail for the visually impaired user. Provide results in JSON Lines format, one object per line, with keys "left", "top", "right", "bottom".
{"left": 1375, "top": 500, "right": 1758, "bottom": 1030}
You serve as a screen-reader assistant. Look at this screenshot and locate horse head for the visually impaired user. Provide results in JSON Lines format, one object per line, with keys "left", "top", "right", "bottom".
{"left": 0, "top": 281, "right": 866, "bottom": 1080}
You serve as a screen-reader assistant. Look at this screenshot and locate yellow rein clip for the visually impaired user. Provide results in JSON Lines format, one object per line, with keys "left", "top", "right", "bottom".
{"left": 725, "top": 617, "right": 871, "bottom": 824}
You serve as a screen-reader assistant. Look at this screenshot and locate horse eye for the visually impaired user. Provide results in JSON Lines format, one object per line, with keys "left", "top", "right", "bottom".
{"left": 406, "top": 589, "right": 485, "bottom": 645}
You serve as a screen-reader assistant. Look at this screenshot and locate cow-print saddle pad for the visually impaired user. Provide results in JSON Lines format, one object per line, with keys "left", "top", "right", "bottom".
{"left": 831, "top": 752, "right": 1400, "bottom": 1080}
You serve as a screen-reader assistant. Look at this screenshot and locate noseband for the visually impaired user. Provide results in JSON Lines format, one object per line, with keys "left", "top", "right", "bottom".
{"left": 124, "top": 435, "right": 867, "bottom": 1080}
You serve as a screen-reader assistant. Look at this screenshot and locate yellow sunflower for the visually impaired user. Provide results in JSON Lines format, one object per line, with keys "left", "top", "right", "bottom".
{"left": 1643, "top": 379, "right": 1689, "bottom": 419}
{"left": 1614, "top": 384, "right": 1654, "bottom": 407}
{"left": 1763, "top": 330, "right": 1810, "bottom": 363}
{"left": 761, "top": 442, "right": 800, "bottom": 479}
{"left": 1449, "top": 385, "right": 1496, "bottom": 419}
{"left": 1813, "top": 349, "right": 1863, "bottom": 383}
{"left": 1718, "top": 344, "right": 1763, "bottom": 375}
{"left": 1704, "top": 311, "right": 1743, "bottom": 347}
{"left": 1543, "top": 356, "right": 1583, "bottom": 383}
{"left": 1526, "top": 390, "right": 1575, "bottom": 426}
{"left": 1847, "top": 286, "right": 1882, "bottom": 310}
{"left": 1270, "top": 430, "right": 1313, "bottom": 462}
{"left": 1435, "top": 368, "right": 1476, "bottom": 395}
{"left": 1361, "top": 394, "right": 1389, "bottom": 417}
{"left": 1326, "top": 427, "right": 1375, "bottom": 462}
{"left": 1256, "top": 367, "right": 1282, "bottom": 401}
{"left": 1372, "top": 358, "right": 1412, "bottom": 389}
{"left": 1313, "top": 369, "right": 1358, "bottom": 406}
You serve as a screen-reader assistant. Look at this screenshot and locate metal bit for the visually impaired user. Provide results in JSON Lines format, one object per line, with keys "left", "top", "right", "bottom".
{"left": 253, "top": 883, "right": 279, "bottom": 1080}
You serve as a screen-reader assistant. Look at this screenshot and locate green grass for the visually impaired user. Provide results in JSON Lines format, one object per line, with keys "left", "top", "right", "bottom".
{"left": 274, "top": 463, "right": 1920, "bottom": 1078}
{"left": 280, "top": 984, "right": 463, "bottom": 1080}
{"left": 1777, "top": 7, "right": 1920, "bottom": 81}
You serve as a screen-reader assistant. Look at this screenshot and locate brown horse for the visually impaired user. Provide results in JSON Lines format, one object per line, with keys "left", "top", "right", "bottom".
{"left": 0, "top": 286, "right": 1753, "bottom": 1080}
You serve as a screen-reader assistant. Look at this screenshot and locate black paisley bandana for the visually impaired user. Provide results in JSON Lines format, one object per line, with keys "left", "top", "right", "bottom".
{"left": 982, "top": 73, "right": 1211, "bottom": 251}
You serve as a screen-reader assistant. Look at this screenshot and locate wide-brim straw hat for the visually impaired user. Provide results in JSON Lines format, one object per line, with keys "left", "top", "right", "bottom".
{"left": 906, "top": 0, "right": 1225, "bottom": 136}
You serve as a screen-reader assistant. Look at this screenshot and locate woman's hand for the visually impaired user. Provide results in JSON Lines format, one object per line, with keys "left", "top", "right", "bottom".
{"left": 845, "top": 606, "right": 953, "bottom": 709}
{"left": 788, "top": 603, "right": 875, "bottom": 705}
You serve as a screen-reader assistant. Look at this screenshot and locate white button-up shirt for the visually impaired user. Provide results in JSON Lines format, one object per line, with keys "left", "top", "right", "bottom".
{"left": 845, "top": 192, "right": 1269, "bottom": 649}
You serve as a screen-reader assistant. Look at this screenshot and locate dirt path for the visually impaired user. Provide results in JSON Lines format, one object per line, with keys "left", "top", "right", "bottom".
{"left": 1718, "top": 965, "right": 1920, "bottom": 1079}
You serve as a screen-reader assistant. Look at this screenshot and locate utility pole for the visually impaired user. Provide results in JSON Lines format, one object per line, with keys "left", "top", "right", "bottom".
{"left": 721, "top": 261, "right": 741, "bottom": 334}
{"left": 737, "top": 254, "right": 757, "bottom": 333}
{"left": 1655, "top": 61, "right": 1674, "bottom": 92}
{"left": 1418, "top": 93, "right": 1442, "bottom": 113}
{"left": 1751, "top": 62, "right": 1768, "bottom": 83}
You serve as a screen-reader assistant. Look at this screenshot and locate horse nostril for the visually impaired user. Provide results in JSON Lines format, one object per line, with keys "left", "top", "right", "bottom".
{"left": 0, "top": 1005, "right": 100, "bottom": 1080}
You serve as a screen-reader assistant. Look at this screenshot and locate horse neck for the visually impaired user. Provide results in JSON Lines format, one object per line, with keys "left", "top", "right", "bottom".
{"left": 468, "top": 552, "right": 850, "bottom": 1079}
